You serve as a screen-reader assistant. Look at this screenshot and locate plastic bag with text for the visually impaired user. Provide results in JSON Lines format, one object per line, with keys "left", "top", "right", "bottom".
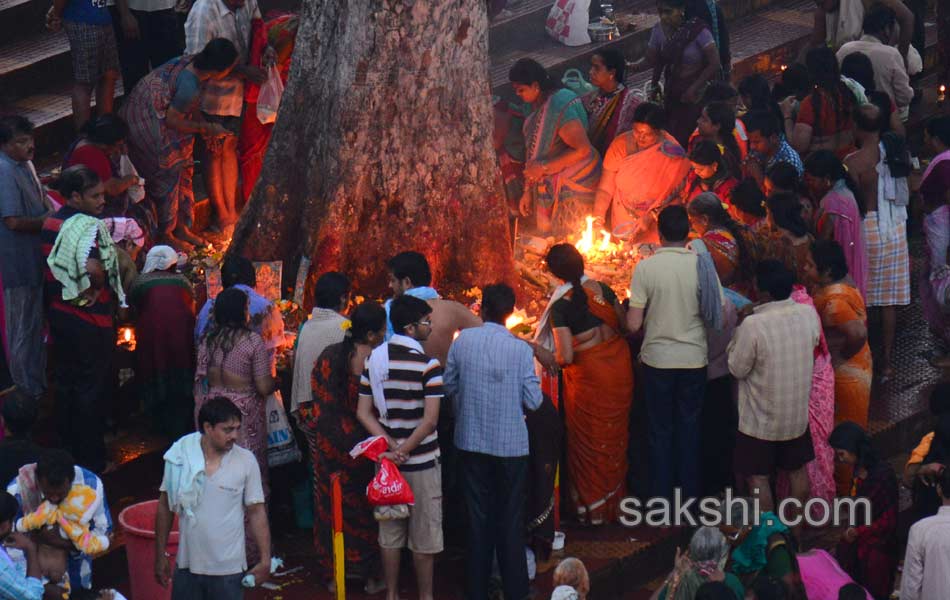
{"left": 545, "top": 0, "right": 591, "bottom": 47}
{"left": 257, "top": 66, "right": 284, "bottom": 125}
{"left": 350, "top": 436, "right": 415, "bottom": 508}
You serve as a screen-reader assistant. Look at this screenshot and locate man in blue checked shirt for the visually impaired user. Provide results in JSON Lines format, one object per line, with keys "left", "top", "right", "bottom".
{"left": 443, "top": 283, "right": 543, "bottom": 600}
{"left": 0, "top": 490, "right": 64, "bottom": 599}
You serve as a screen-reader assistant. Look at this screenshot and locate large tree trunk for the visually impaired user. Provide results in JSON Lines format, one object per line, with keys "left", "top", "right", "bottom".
{"left": 231, "top": 0, "right": 514, "bottom": 302}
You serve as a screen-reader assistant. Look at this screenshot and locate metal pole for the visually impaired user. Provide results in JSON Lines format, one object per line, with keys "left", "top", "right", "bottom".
{"left": 331, "top": 472, "right": 345, "bottom": 599}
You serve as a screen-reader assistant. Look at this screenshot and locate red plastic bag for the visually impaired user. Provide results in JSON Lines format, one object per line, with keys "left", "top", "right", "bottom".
{"left": 350, "top": 436, "right": 415, "bottom": 506}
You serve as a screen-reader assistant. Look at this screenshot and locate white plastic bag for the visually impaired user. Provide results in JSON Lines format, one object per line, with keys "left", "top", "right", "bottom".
{"left": 266, "top": 391, "right": 301, "bottom": 466}
{"left": 545, "top": 0, "right": 591, "bottom": 47}
{"left": 561, "top": 68, "right": 595, "bottom": 96}
{"left": 257, "top": 66, "right": 284, "bottom": 125}
{"left": 118, "top": 154, "right": 145, "bottom": 204}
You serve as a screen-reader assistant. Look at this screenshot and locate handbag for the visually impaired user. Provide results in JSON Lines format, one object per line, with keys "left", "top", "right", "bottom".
{"left": 266, "top": 391, "right": 301, "bottom": 467}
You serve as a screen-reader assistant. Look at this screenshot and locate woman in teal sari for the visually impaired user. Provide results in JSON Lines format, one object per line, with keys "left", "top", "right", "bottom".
{"left": 509, "top": 58, "right": 601, "bottom": 235}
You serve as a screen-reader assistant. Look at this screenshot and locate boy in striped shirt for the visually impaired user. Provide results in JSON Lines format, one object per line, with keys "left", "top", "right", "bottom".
{"left": 357, "top": 295, "right": 444, "bottom": 600}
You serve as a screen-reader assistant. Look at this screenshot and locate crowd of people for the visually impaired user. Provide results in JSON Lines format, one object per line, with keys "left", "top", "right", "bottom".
{"left": 0, "top": 0, "right": 949, "bottom": 598}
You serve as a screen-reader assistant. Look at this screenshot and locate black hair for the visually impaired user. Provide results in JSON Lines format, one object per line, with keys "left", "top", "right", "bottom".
{"left": 387, "top": 251, "right": 432, "bottom": 287}
{"left": 688, "top": 139, "right": 722, "bottom": 166}
{"left": 593, "top": 48, "right": 625, "bottom": 84}
{"left": 2, "top": 388, "right": 37, "bottom": 436}
{"left": 508, "top": 58, "right": 560, "bottom": 93}
{"left": 766, "top": 161, "right": 803, "bottom": 194}
{"left": 0, "top": 491, "right": 18, "bottom": 525}
{"left": 204, "top": 287, "right": 250, "bottom": 362}
{"left": 80, "top": 114, "right": 128, "bottom": 146}
{"left": 867, "top": 91, "right": 893, "bottom": 134}
{"left": 390, "top": 295, "right": 432, "bottom": 334}
{"left": 695, "top": 581, "right": 736, "bottom": 600}
{"left": 805, "top": 46, "right": 855, "bottom": 137}
{"left": 53, "top": 165, "right": 101, "bottom": 198}
{"left": 632, "top": 102, "right": 666, "bottom": 131}
{"left": 780, "top": 63, "right": 811, "bottom": 98}
{"left": 701, "top": 81, "right": 739, "bottom": 104}
{"left": 703, "top": 102, "right": 742, "bottom": 177}
{"left": 752, "top": 576, "right": 788, "bottom": 600}
{"left": 767, "top": 192, "right": 810, "bottom": 237}
{"left": 738, "top": 74, "right": 783, "bottom": 125}
{"left": 863, "top": 4, "right": 896, "bottom": 36}
{"left": 756, "top": 260, "right": 795, "bottom": 300}
{"left": 0, "top": 115, "right": 34, "bottom": 146}
{"left": 325, "top": 302, "right": 387, "bottom": 404}
{"left": 837, "top": 583, "right": 867, "bottom": 600}
{"left": 742, "top": 109, "right": 781, "bottom": 139}
{"left": 938, "top": 465, "right": 950, "bottom": 501}
{"left": 221, "top": 255, "right": 256, "bottom": 288}
{"left": 730, "top": 178, "right": 767, "bottom": 218}
{"left": 481, "top": 283, "right": 517, "bottom": 324}
{"left": 927, "top": 116, "right": 950, "bottom": 148}
{"left": 197, "top": 396, "right": 243, "bottom": 431}
{"left": 313, "top": 271, "right": 350, "bottom": 310}
{"left": 546, "top": 244, "right": 588, "bottom": 318}
{"left": 194, "top": 38, "right": 239, "bottom": 72}
{"left": 853, "top": 103, "right": 885, "bottom": 134}
{"left": 930, "top": 382, "right": 950, "bottom": 416}
{"left": 804, "top": 150, "right": 865, "bottom": 216}
{"left": 811, "top": 239, "right": 849, "bottom": 281}
{"left": 688, "top": 192, "right": 753, "bottom": 281}
{"left": 840, "top": 51, "right": 876, "bottom": 93}
{"left": 658, "top": 205, "right": 690, "bottom": 242}
{"left": 36, "top": 449, "right": 75, "bottom": 487}
{"left": 829, "top": 421, "right": 879, "bottom": 468}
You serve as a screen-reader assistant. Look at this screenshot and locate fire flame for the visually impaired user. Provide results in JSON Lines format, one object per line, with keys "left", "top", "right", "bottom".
{"left": 117, "top": 326, "right": 136, "bottom": 351}
{"left": 575, "top": 215, "right": 619, "bottom": 260}
{"left": 505, "top": 312, "right": 525, "bottom": 330}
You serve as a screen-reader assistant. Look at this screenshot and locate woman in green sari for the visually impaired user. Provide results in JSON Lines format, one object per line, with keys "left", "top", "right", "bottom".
{"left": 509, "top": 58, "right": 601, "bottom": 235}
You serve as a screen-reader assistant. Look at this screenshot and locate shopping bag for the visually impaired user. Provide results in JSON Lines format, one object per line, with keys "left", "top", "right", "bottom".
{"left": 266, "top": 391, "right": 301, "bottom": 467}
{"left": 545, "top": 0, "right": 591, "bottom": 47}
{"left": 118, "top": 155, "right": 145, "bottom": 204}
{"left": 350, "top": 436, "right": 415, "bottom": 507}
{"left": 257, "top": 66, "right": 284, "bottom": 125}
{"left": 561, "top": 68, "right": 595, "bottom": 96}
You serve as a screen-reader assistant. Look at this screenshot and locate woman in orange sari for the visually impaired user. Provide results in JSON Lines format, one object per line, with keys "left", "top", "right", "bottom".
{"left": 594, "top": 102, "right": 690, "bottom": 243}
{"left": 539, "top": 244, "right": 633, "bottom": 524}
{"left": 811, "top": 239, "right": 872, "bottom": 495}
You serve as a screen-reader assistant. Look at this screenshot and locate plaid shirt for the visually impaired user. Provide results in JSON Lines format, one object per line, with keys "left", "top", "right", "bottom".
{"left": 728, "top": 298, "right": 820, "bottom": 441}
{"left": 0, "top": 549, "right": 43, "bottom": 600}
{"left": 183, "top": 0, "right": 260, "bottom": 116}
{"left": 443, "top": 323, "right": 542, "bottom": 457}
{"left": 765, "top": 139, "right": 804, "bottom": 176}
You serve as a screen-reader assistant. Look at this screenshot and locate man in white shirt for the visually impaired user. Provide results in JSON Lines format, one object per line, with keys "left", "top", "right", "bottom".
{"left": 154, "top": 397, "right": 271, "bottom": 599}
{"left": 836, "top": 5, "right": 914, "bottom": 114}
{"left": 901, "top": 466, "right": 950, "bottom": 600}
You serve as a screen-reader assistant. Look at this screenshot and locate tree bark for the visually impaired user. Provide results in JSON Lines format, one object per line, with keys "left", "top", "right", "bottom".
{"left": 231, "top": 0, "right": 514, "bottom": 303}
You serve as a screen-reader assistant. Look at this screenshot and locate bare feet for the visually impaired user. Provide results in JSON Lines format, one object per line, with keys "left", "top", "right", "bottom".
{"left": 174, "top": 226, "right": 207, "bottom": 247}
{"left": 364, "top": 577, "right": 386, "bottom": 594}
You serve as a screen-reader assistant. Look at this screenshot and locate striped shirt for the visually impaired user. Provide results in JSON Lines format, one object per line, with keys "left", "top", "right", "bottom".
{"left": 359, "top": 342, "right": 444, "bottom": 472}
{"left": 183, "top": 0, "right": 260, "bottom": 117}
{"left": 41, "top": 206, "right": 115, "bottom": 329}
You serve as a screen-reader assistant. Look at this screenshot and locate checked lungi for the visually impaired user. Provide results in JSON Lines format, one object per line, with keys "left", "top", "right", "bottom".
{"left": 864, "top": 212, "right": 910, "bottom": 307}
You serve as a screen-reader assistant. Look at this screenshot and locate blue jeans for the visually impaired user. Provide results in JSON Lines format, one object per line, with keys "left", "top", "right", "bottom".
{"left": 643, "top": 365, "right": 706, "bottom": 500}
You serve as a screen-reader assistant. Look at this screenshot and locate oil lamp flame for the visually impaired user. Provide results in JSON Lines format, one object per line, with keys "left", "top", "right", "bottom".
{"left": 117, "top": 326, "right": 136, "bottom": 351}
{"left": 575, "top": 216, "right": 596, "bottom": 255}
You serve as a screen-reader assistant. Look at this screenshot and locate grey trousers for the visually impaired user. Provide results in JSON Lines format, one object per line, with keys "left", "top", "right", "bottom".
{"left": 3, "top": 285, "right": 46, "bottom": 398}
{"left": 171, "top": 569, "right": 244, "bottom": 600}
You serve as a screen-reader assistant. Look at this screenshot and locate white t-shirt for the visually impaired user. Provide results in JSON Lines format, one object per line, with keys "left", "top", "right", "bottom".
{"left": 160, "top": 445, "right": 264, "bottom": 576}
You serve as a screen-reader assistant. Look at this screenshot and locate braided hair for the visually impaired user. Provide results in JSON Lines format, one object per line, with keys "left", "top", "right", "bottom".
{"left": 805, "top": 46, "right": 855, "bottom": 138}
{"left": 546, "top": 244, "right": 588, "bottom": 319}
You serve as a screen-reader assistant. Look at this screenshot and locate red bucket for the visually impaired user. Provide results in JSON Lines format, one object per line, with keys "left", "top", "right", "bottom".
{"left": 118, "top": 500, "right": 180, "bottom": 600}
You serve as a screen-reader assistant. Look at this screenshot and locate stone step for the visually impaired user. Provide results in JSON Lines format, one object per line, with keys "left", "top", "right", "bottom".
{"left": 0, "top": 0, "right": 47, "bottom": 42}
{"left": 0, "top": 30, "right": 72, "bottom": 104}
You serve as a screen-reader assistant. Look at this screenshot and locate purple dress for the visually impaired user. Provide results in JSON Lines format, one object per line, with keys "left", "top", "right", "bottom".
{"left": 819, "top": 181, "right": 867, "bottom": 299}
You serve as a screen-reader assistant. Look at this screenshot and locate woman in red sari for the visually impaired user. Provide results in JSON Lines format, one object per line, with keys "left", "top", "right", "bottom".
{"left": 296, "top": 302, "right": 386, "bottom": 593}
{"left": 238, "top": 14, "right": 299, "bottom": 204}
{"left": 130, "top": 245, "right": 195, "bottom": 439}
{"left": 681, "top": 140, "right": 738, "bottom": 207}
{"left": 541, "top": 244, "right": 633, "bottom": 524}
